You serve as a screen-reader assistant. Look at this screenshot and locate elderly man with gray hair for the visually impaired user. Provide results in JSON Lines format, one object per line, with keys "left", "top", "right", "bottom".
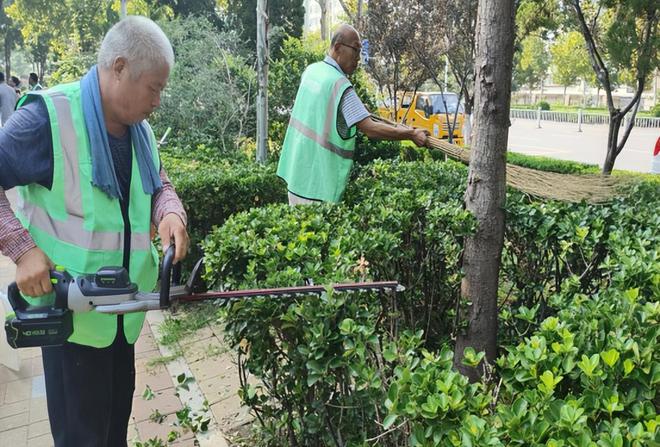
{"left": 0, "top": 16, "right": 188, "bottom": 446}
{"left": 277, "top": 24, "right": 428, "bottom": 204}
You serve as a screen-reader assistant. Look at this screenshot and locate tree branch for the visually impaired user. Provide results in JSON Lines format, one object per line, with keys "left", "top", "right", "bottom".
{"left": 336, "top": 0, "right": 355, "bottom": 23}
{"left": 572, "top": 0, "right": 613, "bottom": 109}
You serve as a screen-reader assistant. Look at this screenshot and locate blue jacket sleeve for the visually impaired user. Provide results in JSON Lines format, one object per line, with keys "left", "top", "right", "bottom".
{"left": 0, "top": 98, "right": 53, "bottom": 190}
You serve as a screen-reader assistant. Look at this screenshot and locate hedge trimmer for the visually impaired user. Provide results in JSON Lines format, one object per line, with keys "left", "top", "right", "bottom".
{"left": 4, "top": 246, "right": 403, "bottom": 348}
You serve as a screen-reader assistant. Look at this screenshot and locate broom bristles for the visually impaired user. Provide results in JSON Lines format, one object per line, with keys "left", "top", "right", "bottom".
{"left": 373, "top": 115, "right": 630, "bottom": 204}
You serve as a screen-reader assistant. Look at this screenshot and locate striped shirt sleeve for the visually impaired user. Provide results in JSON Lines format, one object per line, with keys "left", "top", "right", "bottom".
{"left": 340, "top": 88, "right": 370, "bottom": 128}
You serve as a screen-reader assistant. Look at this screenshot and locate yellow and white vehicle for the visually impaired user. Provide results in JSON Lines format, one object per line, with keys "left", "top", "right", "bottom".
{"left": 378, "top": 91, "right": 464, "bottom": 145}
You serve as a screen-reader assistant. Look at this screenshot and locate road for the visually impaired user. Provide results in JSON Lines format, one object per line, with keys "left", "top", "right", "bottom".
{"left": 507, "top": 118, "right": 659, "bottom": 173}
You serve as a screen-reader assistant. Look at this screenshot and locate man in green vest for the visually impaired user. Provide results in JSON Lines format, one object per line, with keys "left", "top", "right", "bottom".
{"left": 0, "top": 16, "right": 188, "bottom": 446}
{"left": 277, "top": 24, "right": 428, "bottom": 204}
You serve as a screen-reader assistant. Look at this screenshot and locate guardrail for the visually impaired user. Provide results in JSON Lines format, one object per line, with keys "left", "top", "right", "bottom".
{"left": 510, "top": 108, "right": 660, "bottom": 128}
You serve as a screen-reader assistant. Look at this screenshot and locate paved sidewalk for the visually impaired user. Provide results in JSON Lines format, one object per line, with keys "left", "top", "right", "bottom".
{"left": 1, "top": 192, "right": 243, "bottom": 446}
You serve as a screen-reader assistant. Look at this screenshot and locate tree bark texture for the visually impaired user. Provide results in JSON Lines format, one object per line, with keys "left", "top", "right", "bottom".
{"left": 454, "top": 0, "right": 515, "bottom": 382}
{"left": 256, "top": 0, "right": 269, "bottom": 164}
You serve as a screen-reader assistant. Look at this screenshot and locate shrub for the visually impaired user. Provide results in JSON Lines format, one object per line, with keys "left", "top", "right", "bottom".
{"left": 173, "top": 155, "right": 659, "bottom": 445}
{"left": 506, "top": 151, "right": 599, "bottom": 174}
{"left": 538, "top": 101, "right": 551, "bottom": 111}
{"left": 651, "top": 103, "right": 660, "bottom": 118}
{"left": 152, "top": 16, "right": 256, "bottom": 152}
{"left": 165, "top": 154, "right": 286, "bottom": 267}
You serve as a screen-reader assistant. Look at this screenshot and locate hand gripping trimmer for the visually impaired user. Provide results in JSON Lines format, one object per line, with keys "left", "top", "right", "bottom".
{"left": 5, "top": 246, "right": 404, "bottom": 349}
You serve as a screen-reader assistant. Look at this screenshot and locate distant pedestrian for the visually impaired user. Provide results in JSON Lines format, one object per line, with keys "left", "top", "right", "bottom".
{"left": 29, "top": 72, "right": 42, "bottom": 91}
{"left": 0, "top": 72, "right": 18, "bottom": 125}
{"left": 9, "top": 76, "right": 22, "bottom": 96}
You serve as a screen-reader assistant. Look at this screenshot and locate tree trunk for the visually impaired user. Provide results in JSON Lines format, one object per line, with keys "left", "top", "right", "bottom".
{"left": 256, "top": 0, "right": 269, "bottom": 164}
{"left": 318, "top": 0, "right": 329, "bottom": 41}
{"left": 602, "top": 112, "right": 622, "bottom": 174}
{"left": 4, "top": 35, "right": 10, "bottom": 79}
{"left": 454, "top": 0, "right": 515, "bottom": 382}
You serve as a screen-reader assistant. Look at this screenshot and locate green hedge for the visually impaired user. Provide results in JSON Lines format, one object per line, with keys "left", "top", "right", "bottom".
{"left": 195, "top": 158, "right": 659, "bottom": 445}
{"left": 162, "top": 141, "right": 658, "bottom": 445}
{"left": 163, "top": 151, "right": 286, "bottom": 266}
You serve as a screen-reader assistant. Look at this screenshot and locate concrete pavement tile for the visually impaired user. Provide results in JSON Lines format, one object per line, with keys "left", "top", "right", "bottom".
{"left": 127, "top": 421, "right": 140, "bottom": 443}
{"left": 171, "top": 437, "right": 199, "bottom": 446}
{"left": 0, "top": 425, "right": 27, "bottom": 446}
{"left": 31, "top": 357, "right": 44, "bottom": 377}
{"left": 182, "top": 338, "right": 227, "bottom": 363}
{"left": 0, "top": 399, "right": 28, "bottom": 418}
{"left": 179, "top": 325, "right": 214, "bottom": 346}
{"left": 134, "top": 364, "right": 174, "bottom": 396}
{"left": 27, "top": 419, "right": 51, "bottom": 439}
{"left": 4, "top": 378, "right": 32, "bottom": 403}
{"left": 0, "top": 411, "right": 28, "bottom": 431}
{"left": 0, "top": 382, "right": 6, "bottom": 404}
{"left": 31, "top": 375, "right": 46, "bottom": 398}
{"left": 198, "top": 371, "right": 236, "bottom": 405}
{"left": 135, "top": 332, "right": 157, "bottom": 354}
{"left": 131, "top": 388, "right": 182, "bottom": 423}
{"left": 210, "top": 397, "right": 250, "bottom": 432}
{"left": 187, "top": 356, "right": 229, "bottom": 383}
{"left": 18, "top": 347, "right": 41, "bottom": 360}
{"left": 135, "top": 348, "right": 160, "bottom": 361}
{"left": 0, "top": 360, "right": 33, "bottom": 382}
{"left": 24, "top": 433, "right": 53, "bottom": 447}
{"left": 135, "top": 413, "right": 194, "bottom": 444}
{"left": 29, "top": 397, "right": 49, "bottom": 424}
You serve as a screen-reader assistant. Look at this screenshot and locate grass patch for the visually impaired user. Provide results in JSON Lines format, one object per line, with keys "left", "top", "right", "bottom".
{"left": 157, "top": 302, "right": 217, "bottom": 346}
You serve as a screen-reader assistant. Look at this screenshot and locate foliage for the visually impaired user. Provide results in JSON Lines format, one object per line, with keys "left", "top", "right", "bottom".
{"left": 550, "top": 31, "right": 591, "bottom": 93}
{"left": 651, "top": 103, "right": 660, "bottom": 118}
{"left": 164, "top": 149, "right": 286, "bottom": 267}
{"left": 151, "top": 16, "right": 256, "bottom": 152}
{"left": 514, "top": 33, "right": 550, "bottom": 92}
{"left": 364, "top": 0, "right": 431, "bottom": 113}
{"left": 506, "top": 151, "right": 598, "bottom": 174}
{"left": 186, "top": 151, "right": 659, "bottom": 445}
{"left": 226, "top": 0, "right": 305, "bottom": 58}
{"left": 201, "top": 160, "right": 476, "bottom": 444}
{"left": 537, "top": 101, "right": 551, "bottom": 110}
{"left": 561, "top": 0, "right": 659, "bottom": 173}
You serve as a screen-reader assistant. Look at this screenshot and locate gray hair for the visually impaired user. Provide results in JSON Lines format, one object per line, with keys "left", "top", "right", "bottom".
{"left": 98, "top": 16, "right": 174, "bottom": 78}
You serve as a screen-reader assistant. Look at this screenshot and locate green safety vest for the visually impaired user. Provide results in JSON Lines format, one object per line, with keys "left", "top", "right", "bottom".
{"left": 277, "top": 61, "right": 357, "bottom": 203}
{"left": 15, "top": 82, "right": 159, "bottom": 348}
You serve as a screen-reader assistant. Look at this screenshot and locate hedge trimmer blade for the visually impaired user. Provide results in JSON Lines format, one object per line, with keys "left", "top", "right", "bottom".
{"left": 175, "top": 281, "right": 405, "bottom": 303}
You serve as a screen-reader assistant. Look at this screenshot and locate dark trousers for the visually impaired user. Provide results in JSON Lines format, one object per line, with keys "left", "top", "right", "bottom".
{"left": 41, "top": 317, "right": 135, "bottom": 447}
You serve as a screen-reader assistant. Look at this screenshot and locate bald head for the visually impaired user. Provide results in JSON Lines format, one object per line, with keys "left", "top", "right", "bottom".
{"left": 330, "top": 24, "right": 360, "bottom": 48}
{"left": 329, "top": 24, "right": 362, "bottom": 75}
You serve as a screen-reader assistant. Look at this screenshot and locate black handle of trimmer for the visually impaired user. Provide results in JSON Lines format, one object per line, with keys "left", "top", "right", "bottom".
{"left": 159, "top": 244, "right": 180, "bottom": 309}
{"left": 7, "top": 270, "right": 73, "bottom": 313}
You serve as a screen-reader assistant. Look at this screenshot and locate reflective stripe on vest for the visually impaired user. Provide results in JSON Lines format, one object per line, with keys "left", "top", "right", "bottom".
{"left": 15, "top": 82, "right": 159, "bottom": 348}
{"left": 17, "top": 91, "right": 151, "bottom": 252}
{"left": 277, "top": 62, "right": 357, "bottom": 202}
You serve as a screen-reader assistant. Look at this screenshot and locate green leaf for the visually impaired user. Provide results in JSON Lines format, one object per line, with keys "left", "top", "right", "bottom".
{"left": 382, "top": 414, "right": 398, "bottom": 430}
{"left": 600, "top": 349, "right": 620, "bottom": 368}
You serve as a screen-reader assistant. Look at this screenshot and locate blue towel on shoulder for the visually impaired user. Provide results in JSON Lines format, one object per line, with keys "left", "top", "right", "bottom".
{"left": 80, "top": 65, "right": 162, "bottom": 199}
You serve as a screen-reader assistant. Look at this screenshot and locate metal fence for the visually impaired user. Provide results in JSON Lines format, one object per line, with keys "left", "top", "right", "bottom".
{"left": 510, "top": 109, "right": 660, "bottom": 128}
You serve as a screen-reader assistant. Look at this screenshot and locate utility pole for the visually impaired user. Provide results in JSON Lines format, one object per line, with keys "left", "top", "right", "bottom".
{"left": 256, "top": 0, "right": 269, "bottom": 164}
{"left": 121, "top": 0, "right": 127, "bottom": 18}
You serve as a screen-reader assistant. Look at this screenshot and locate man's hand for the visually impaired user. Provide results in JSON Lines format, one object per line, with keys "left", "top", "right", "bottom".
{"left": 158, "top": 213, "right": 189, "bottom": 263}
{"left": 16, "top": 247, "right": 54, "bottom": 297}
{"left": 411, "top": 128, "right": 428, "bottom": 147}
